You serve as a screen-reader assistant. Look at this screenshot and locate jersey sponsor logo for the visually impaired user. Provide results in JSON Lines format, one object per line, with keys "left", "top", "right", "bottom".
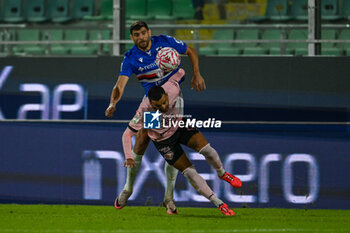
{"left": 137, "top": 62, "right": 158, "bottom": 73}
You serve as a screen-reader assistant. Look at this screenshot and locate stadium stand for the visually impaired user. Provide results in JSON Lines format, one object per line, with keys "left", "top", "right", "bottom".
{"left": 25, "top": 0, "right": 47, "bottom": 23}
{"left": 12, "top": 29, "right": 45, "bottom": 55}
{"left": 64, "top": 29, "right": 97, "bottom": 55}
{"left": 72, "top": 0, "right": 95, "bottom": 20}
{"left": 261, "top": 29, "right": 284, "bottom": 55}
{"left": 320, "top": 29, "right": 342, "bottom": 56}
{"left": 44, "top": 29, "right": 69, "bottom": 55}
{"left": 146, "top": 0, "right": 174, "bottom": 20}
{"left": 202, "top": 3, "right": 221, "bottom": 20}
{"left": 1, "top": 0, "right": 350, "bottom": 56}
{"left": 336, "top": 29, "right": 350, "bottom": 55}
{"left": 286, "top": 29, "right": 308, "bottom": 56}
{"left": 321, "top": 0, "right": 342, "bottom": 21}
{"left": 249, "top": 0, "right": 292, "bottom": 21}
{"left": 236, "top": 29, "right": 267, "bottom": 55}
{"left": 48, "top": 0, "right": 72, "bottom": 23}
{"left": 341, "top": 0, "right": 350, "bottom": 20}
{"left": 84, "top": 0, "right": 113, "bottom": 20}
{"left": 89, "top": 29, "right": 111, "bottom": 54}
{"left": 172, "top": 0, "right": 195, "bottom": 20}
{"left": 2, "top": 0, "right": 25, "bottom": 23}
{"left": 125, "top": 0, "right": 150, "bottom": 20}
{"left": 200, "top": 29, "right": 234, "bottom": 56}
{"left": 291, "top": 0, "right": 308, "bottom": 21}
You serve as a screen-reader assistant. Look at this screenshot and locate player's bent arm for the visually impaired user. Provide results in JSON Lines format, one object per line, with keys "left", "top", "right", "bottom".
{"left": 109, "top": 75, "right": 129, "bottom": 107}
{"left": 105, "top": 75, "right": 129, "bottom": 118}
{"left": 168, "top": 68, "right": 185, "bottom": 83}
{"left": 185, "top": 46, "right": 206, "bottom": 92}
{"left": 185, "top": 46, "right": 200, "bottom": 76}
{"left": 122, "top": 127, "right": 137, "bottom": 160}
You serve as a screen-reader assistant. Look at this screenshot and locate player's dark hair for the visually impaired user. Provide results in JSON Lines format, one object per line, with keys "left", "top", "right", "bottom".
{"left": 148, "top": 86, "right": 165, "bottom": 101}
{"left": 130, "top": 21, "right": 149, "bottom": 34}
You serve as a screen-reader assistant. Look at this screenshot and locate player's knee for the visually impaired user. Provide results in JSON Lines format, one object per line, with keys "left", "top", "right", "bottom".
{"left": 199, "top": 143, "right": 215, "bottom": 157}
{"left": 182, "top": 165, "right": 196, "bottom": 177}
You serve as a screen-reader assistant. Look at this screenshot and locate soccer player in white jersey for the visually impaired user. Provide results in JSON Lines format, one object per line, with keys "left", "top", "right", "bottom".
{"left": 119, "top": 68, "right": 242, "bottom": 216}
{"left": 105, "top": 21, "right": 206, "bottom": 214}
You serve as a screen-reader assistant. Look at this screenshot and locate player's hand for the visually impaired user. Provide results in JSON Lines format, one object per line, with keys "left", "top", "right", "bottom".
{"left": 124, "top": 158, "right": 136, "bottom": 168}
{"left": 105, "top": 105, "right": 116, "bottom": 118}
{"left": 191, "top": 73, "right": 206, "bottom": 92}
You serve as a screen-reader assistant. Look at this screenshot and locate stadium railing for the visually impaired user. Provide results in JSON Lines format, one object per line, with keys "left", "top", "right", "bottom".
{"left": 1, "top": 23, "right": 350, "bottom": 56}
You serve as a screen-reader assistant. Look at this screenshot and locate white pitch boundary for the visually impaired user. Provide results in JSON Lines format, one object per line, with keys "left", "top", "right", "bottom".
{"left": 0, "top": 229, "right": 348, "bottom": 233}
{"left": 1, "top": 119, "right": 350, "bottom": 125}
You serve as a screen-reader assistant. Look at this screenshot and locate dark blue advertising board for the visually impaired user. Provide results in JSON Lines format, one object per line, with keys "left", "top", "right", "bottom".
{"left": 0, "top": 57, "right": 349, "bottom": 209}
{"left": 0, "top": 122, "right": 349, "bottom": 209}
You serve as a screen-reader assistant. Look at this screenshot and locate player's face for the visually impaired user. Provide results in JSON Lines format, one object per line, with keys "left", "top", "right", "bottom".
{"left": 150, "top": 94, "right": 169, "bottom": 113}
{"left": 130, "top": 27, "right": 151, "bottom": 51}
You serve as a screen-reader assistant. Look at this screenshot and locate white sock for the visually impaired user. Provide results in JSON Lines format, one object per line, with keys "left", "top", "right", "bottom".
{"left": 182, "top": 166, "right": 223, "bottom": 208}
{"left": 164, "top": 162, "right": 178, "bottom": 201}
{"left": 123, "top": 150, "right": 143, "bottom": 192}
{"left": 199, "top": 143, "right": 226, "bottom": 177}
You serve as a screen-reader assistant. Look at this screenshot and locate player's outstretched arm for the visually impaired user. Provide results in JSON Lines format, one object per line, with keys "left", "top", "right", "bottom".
{"left": 122, "top": 127, "right": 137, "bottom": 168}
{"left": 185, "top": 46, "right": 206, "bottom": 92}
{"left": 105, "top": 75, "right": 129, "bottom": 118}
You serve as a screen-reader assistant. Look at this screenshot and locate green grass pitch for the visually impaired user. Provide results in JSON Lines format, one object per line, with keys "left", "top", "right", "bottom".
{"left": 0, "top": 204, "right": 349, "bottom": 233}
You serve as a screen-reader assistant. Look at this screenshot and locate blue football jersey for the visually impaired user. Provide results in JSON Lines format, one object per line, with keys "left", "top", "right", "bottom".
{"left": 119, "top": 35, "right": 187, "bottom": 95}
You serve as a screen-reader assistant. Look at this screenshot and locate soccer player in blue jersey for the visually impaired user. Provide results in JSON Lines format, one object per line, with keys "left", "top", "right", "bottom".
{"left": 105, "top": 21, "right": 206, "bottom": 214}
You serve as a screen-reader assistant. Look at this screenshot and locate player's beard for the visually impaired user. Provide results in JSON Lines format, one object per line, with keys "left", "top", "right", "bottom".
{"left": 138, "top": 39, "right": 149, "bottom": 50}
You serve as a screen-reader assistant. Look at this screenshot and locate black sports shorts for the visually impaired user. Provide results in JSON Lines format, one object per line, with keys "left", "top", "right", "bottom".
{"left": 153, "top": 126, "right": 199, "bottom": 165}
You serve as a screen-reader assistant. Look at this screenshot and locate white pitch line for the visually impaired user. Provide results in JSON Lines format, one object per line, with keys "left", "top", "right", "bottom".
{"left": 0, "top": 229, "right": 348, "bottom": 233}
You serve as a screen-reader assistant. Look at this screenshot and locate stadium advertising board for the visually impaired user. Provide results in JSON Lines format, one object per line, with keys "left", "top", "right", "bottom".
{"left": 0, "top": 57, "right": 349, "bottom": 209}
{"left": 0, "top": 122, "right": 349, "bottom": 209}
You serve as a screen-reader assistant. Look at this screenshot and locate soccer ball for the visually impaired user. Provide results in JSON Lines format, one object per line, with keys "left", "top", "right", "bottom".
{"left": 156, "top": 47, "right": 181, "bottom": 73}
